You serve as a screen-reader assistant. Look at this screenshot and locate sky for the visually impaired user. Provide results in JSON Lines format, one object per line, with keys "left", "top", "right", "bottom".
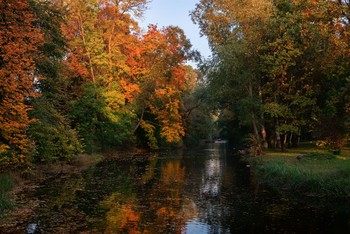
{"left": 138, "top": 0, "right": 212, "bottom": 65}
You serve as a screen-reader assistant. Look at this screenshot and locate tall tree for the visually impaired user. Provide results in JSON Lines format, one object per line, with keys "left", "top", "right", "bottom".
{"left": 62, "top": 0, "right": 148, "bottom": 151}
{"left": 192, "top": 0, "right": 274, "bottom": 151}
{"left": 28, "top": 0, "right": 83, "bottom": 162}
{"left": 129, "top": 25, "right": 195, "bottom": 148}
{"left": 0, "top": 0, "right": 43, "bottom": 165}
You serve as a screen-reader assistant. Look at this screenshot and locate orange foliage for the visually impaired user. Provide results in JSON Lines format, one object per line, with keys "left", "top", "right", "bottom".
{"left": 0, "top": 0, "right": 43, "bottom": 164}
{"left": 120, "top": 204, "right": 141, "bottom": 228}
{"left": 129, "top": 25, "right": 191, "bottom": 144}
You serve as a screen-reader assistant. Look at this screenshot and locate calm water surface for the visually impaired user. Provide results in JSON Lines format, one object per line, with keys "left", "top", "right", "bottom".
{"left": 4, "top": 144, "right": 350, "bottom": 233}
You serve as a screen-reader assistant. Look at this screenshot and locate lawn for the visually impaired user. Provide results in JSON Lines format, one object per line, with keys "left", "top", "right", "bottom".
{"left": 253, "top": 142, "right": 350, "bottom": 199}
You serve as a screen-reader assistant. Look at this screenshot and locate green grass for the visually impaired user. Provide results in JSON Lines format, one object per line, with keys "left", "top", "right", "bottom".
{"left": 264, "top": 142, "right": 350, "bottom": 158}
{"left": 0, "top": 174, "right": 14, "bottom": 212}
{"left": 254, "top": 143, "right": 350, "bottom": 198}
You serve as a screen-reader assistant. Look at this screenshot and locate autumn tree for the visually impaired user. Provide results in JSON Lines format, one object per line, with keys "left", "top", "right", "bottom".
{"left": 0, "top": 0, "right": 43, "bottom": 166}
{"left": 62, "top": 0, "right": 148, "bottom": 151}
{"left": 129, "top": 25, "right": 195, "bottom": 149}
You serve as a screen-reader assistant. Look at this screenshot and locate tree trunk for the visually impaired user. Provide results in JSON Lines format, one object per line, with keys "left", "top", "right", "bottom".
{"left": 297, "top": 127, "right": 301, "bottom": 147}
{"left": 133, "top": 106, "right": 145, "bottom": 134}
{"left": 275, "top": 119, "right": 281, "bottom": 149}
{"left": 108, "top": 22, "right": 116, "bottom": 82}
{"left": 259, "top": 86, "right": 268, "bottom": 149}
{"left": 78, "top": 11, "right": 96, "bottom": 83}
{"left": 248, "top": 82, "right": 261, "bottom": 145}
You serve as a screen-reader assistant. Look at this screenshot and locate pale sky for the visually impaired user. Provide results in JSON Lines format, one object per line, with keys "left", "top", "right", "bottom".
{"left": 139, "top": 0, "right": 212, "bottom": 65}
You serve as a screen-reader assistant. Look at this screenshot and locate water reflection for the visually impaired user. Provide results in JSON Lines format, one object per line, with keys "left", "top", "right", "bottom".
{"left": 3, "top": 144, "right": 350, "bottom": 233}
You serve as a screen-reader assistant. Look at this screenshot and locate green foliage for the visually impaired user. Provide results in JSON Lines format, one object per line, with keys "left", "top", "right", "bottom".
{"left": 183, "top": 84, "right": 213, "bottom": 145}
{"left": 29, "top": 99, "right": 83, "bottom": 162}
{"left": 193, "top": 0, "right": 349, "bottom": 150}
{"left": 70, "top": 83, "right": 134, "bottom": 152}
{"left": 0, "top": 174, "right": 14, "bottom": 212}
{"left": 30, "top": 0, "right": 66, "bottom": 60}
{"left": 26, "top": 0, "right": 84, "bottom": 163}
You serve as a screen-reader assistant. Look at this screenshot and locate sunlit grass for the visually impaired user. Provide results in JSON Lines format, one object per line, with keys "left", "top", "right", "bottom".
{"left": 254, "top": 142, "right": 350, "bottom": 198}
{"left": 264, "top": 142, "right": 350, "bottom": 158}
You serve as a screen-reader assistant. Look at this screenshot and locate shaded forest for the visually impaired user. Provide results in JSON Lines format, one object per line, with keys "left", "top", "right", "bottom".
{"left": 1, "top": 0, "right": 350, "bottom": 169}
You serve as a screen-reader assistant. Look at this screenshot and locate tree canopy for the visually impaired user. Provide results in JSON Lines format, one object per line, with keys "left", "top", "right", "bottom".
{"left": 0, "top": 0, "right": 200, "bottom": 168}
{"left": 192, "top": 0, "right": 349, "bottom": 153}
{"left": 1, "top": 0, "right": 349, "bottom": 169}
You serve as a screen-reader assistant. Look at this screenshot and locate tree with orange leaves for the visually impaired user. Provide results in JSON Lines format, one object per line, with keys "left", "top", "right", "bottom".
{"left": 0, "top": 0, "right": 43, "bottom": 165}
{"left": 129, "top": 25, "right": 195, "bottom": 148}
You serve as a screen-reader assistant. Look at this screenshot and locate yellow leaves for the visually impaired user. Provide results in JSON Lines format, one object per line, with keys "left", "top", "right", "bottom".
{"left": 160, "top": 124, "right": 185, "bottom": 143}
{"left": 140, "top": 121, "right": 158, "bottom": 149}
{"left": 226, "top": 0, "right": 274, "bottom": 23}
{"left": 155, "top": 88, "right": 167, "bottom": 97}
{"left": 149, "top": 88, "right": 184, "bottom": 144}
{"left": 0, "top": 144, "right": 10, "bottom": 155}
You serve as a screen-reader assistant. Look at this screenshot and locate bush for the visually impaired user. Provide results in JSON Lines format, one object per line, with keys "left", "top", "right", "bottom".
{"left": 29, "top": 99, "right": 83, "bottom": 162}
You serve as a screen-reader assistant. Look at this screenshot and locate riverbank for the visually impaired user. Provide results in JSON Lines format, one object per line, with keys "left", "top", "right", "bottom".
{"left": 251, "top": 143, "right": 350, "bottom": 200}
{"left": 0, "top": 153, "right": 105, "bottom": 226}
{"left": 0, "top": 149, "right": 160, "bottom": 229}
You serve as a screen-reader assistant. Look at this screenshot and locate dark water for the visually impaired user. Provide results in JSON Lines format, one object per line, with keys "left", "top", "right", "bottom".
{"left": 4, "top": 144, "right": 350, "bottom": 233}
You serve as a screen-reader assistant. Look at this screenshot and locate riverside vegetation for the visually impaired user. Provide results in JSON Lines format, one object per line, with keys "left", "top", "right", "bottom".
{"left": 1, "top": 0, "right": 350, "bottom": 226}
{"left": 251, "top": 143, "right": 350, "bottom": 200}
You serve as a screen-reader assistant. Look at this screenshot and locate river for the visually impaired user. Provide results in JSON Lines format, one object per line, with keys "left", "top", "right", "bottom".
{"left": 1, "top": 143, "right": 350, "bottom": 233}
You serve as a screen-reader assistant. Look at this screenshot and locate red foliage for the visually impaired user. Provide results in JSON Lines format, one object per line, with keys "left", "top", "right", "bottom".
{"left": 0, "top": 0, "right": 43, "bottom": 164}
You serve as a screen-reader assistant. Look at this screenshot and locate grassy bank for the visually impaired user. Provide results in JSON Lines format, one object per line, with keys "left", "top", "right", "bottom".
{"left": 253, "top": 143, "right": 350, "bottom": 199}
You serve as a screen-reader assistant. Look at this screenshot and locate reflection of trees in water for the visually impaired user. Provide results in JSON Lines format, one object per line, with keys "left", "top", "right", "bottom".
{"left": 7, "top": 150, "right": 349, "bottom": 233}
{"left": 101, "top": 160, "right": 189, "bottom": 233}
{"left": 101, "top": 193, "right": 140, "bottom": 233}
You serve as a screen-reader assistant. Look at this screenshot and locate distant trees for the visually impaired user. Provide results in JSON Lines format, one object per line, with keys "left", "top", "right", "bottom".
{"left": 192, "top": 0, "right": 349, "bottom": 153}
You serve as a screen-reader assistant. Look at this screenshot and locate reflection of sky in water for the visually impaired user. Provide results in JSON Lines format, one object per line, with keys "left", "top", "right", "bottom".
{"left": 184, "top": 148, "right": 229, "bottom": 234}
{"left": 201, "top": 157, "right": 221, "bottom": 196}
{"left": 183, "top": 220, "right": 229, "bottom": 234}
{"left": 183, "top": 220, "right": 210, "bottom": 233}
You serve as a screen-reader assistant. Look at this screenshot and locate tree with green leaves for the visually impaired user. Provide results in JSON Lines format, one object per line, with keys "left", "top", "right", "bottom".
{"left": 28, "top": 0, "right": 83, "bottom": 162}
{"left": 192, "top": 0, "right": 349, "bottom": 153}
